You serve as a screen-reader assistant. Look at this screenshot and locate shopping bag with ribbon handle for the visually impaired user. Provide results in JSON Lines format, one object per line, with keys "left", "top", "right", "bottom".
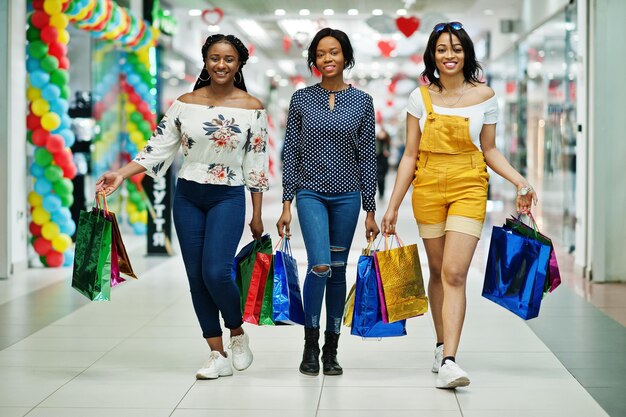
{"left": 272, "top": 237, "right": 305, "bottom": 325}
{"left": 504, "top": 213, "right": 561, "bottom": 293}
{"left": 373, "top": 234, "right": 428, "bottom": 323}
{"left": 71, "top": 193, "right": 112, "bottom": 301}
{"left": 350, "top": 241, "right": 406, "bottom": 337}
{"left": 482, "top": 223, "right": 551, "bottom": 319}
{"left": 234, "top": 234, "right": 272, "bottom": 314}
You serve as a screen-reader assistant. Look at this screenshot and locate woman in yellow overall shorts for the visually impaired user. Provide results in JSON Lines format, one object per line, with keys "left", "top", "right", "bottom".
{"left": 381, "top": 22, "right": 537, "bottom": 389}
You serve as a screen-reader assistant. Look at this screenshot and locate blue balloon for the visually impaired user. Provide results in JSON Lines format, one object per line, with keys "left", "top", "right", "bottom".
{"left": 132, "top": 222, "right": 147, "bottom": 235}
{"left": 60, "top": 219, "right": 76, "bottom": 236}
{"left": 128, "top": 74, "right": 141, "bottom": 87}
{"left": 42, "top": 84, "right": 61, "bottom": 102}
{"left": 29, "top": 71, "right": 50, "bottom": 89}
{"left": 60, "top": 129, "right": 75, "bottom": 147}
{"left": 26, "top": 57, "right": 40, "bottom": 72}
{"left": 51, "top": 207, "right": 72, "bottom": 224}
{"left": 63, "top": 251, "right": 74, "bottom": 267}
{"left": 42, "top": 194, "right": 62, "bottom": 212}
{"left": 30, "top": 163, "right": 45, "bottom": 178}
{"left": 34, "top": 178, "right": 52, "bottom": 194}
{"left": 49, "top": 98, "right": 69, "bottom": 115}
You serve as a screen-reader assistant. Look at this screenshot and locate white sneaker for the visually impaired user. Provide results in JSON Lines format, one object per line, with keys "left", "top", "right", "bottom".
{"left": 432, "top": 344, "right": 444, "bottom": 373}
{"left": 196, "top": 351, "right": 233, "bottom": 380}
{"left": 436, "top": 359, "right": 470, "bottom": 389}
{"left": 229, "top": 333, "right": 253, "bottom": 371}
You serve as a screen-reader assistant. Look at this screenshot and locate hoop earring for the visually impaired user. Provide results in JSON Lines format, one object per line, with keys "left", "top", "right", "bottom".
{"left": 198, "top": 69, "right": 210, "bottom": 82}
{"left": 433, "top": 69, "right": 440, "bottom": 79}
{"left": 235, "top": 72, "right": 242, "bottom": 84}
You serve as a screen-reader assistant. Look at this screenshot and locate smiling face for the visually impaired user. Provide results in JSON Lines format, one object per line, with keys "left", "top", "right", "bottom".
{"left": 205, "top": 41, "right": 240, "bottom": 85}
{"left": 434, "top": 32, "right": 465, "bottom": 77}
{"left": 315, "top": 36, "right": 345, "bottom": 78}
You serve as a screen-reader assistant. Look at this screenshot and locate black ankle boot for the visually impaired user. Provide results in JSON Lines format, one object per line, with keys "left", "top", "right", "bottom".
{"left": 321, "top": 331, "right": 343, "bottom": 375}
{"left": 299, "top": 327, "right": 320, "bottom": 376}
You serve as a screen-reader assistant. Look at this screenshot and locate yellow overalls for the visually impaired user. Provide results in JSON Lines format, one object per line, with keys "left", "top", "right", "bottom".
{"left": 412, "top": 86, "right": 490, "bottom": 239}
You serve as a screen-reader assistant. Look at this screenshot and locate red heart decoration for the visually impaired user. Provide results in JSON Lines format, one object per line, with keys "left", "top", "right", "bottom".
{"left": 396, "top": 16, "right": 420, "bottom": 38}
{"left": 201, "top": 7, "right": 224, "bottom": 25}
{"left": 410, "top": 54, "right": 423, "bottom": 64}
{"left": 377, "top": 40, "right": 396, "bottom": 58}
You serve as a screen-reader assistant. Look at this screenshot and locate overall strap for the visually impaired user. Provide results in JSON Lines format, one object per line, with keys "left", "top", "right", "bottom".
{"left": 420, "top": 86, "right": 436, "bottom": 120}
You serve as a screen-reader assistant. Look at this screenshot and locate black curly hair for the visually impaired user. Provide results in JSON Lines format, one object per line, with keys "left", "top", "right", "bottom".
{"left": 193, "top": 34, "right": 250, "bottom": 91}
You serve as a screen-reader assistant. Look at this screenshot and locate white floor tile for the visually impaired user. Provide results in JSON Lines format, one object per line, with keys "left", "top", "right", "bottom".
{"left": 318, "top": 386, "right": 459, "bottom": 410}
{"left": 323, "top": 368, "right": 435, "bottom": 387}
{"left": 0, "top": 350, "right": 104, "bottom": 368}
{"left": 171, "top": 410, "right": 315, "bottom": 417}
{"left": 316, "top": 412, "right": 462, "bottom": 417}
{"left": 0, "top": 367, "right": 83, "bottom": 407}
{"left": 178, "top": 386, "right": 321, "bottom": 409}
{"left": 26, "top": 409, "right": 173, "bottom": 417}
{"left": 0, "top": 408, "right": 31, "bottom": 417}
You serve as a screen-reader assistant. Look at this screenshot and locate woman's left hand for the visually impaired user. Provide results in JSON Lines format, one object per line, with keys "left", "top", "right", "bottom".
{"left": 365, "top": 212, "right": 380, "bottom": 242}
{"left": 516, "top": 186, "right": 538, "bottom": 214}
{"left": 249, "top": 216, "right": 264, "bottom": 240}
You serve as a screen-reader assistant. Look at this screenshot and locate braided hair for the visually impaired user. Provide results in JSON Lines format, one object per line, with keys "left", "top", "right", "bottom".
{"left": 193, "top": 34, "right": 250, "bottom": 92}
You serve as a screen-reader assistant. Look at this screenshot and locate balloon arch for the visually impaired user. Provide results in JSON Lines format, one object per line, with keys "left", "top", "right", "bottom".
{"left": 26, "top": 0, "right": 159, "bottom": 267}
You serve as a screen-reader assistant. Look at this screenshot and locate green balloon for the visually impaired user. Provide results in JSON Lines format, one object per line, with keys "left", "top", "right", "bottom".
{"left": 61, "top": 85, "right": 71, "bottom": 100}
{"left": 44, "top": 165, "right": 63, "bottom": 182}
{"left": 126, "top": 182, "right": 137, "bottom": 192}
{"left": 50, "top": 69, "right": 69, "bottom": 87}
{"left": 60, "top": 193, "right": 74, "bottom": 208}
{"left": 53, "top": 178, "right": 74, "bottom": 195}
{"left": 130, "top": 111, "right": 143, "bottom": 124}
{"left": 40, "top": 55, "right": 59, "bottom": 73}
{"left": 28, "top": 41, "right": 48, "bottom": 59}
{"left": 129, "top": 191, "right": 142, "bottom": 205}
{"left": 34, "top": 148, "right": 53, "bottom": 166}
{"left": 26, "top": 27, "right": 40, "bottom": 42}
{"left": 27, "top": 131, "right": 33, "bottom": 144}
{"left": 139, "top": 120, "right": 151, "bottom": 133}
{"left": 135, "top": 200, "right": 146, "bottom": 211}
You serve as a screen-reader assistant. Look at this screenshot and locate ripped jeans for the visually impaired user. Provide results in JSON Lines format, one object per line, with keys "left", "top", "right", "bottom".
{"left": 295, "top": 189, "right": 361, "bottom": 333}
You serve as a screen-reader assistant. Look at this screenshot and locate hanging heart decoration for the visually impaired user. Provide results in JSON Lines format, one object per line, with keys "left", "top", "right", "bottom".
{"left": 377, "top": 40, "right": 396, "bottom": 58}
{"left": 282, "top": 35, "right": 292, "bottom": 53}
{"left": 201, "top": 7, "right": 224, "bottom": 25}
{"left": 396, "top": 16, "right": 420, "bottom": 37}
{"left": 410, "top": 54, "right": 423, "bottom": 64}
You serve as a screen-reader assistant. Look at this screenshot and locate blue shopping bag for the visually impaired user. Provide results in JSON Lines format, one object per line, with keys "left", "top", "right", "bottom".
{"left": 272, "top": 238, "right": 305, "bottom": 325}
{"left": 351, "top": 252, "right": 406, "bottom": 338}
{"left": 482, "top": 226, "right": 551, "bottom": 320}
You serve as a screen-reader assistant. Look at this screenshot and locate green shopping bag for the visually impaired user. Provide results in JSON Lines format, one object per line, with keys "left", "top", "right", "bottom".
{"left": 259, "top": 256, "right": 275, "bottom": 326}
{"left": 71, "top": 196, "right": 112, "bottom": 301}
{"left": 236, "top": 235, "right": 272, "bottom": 313}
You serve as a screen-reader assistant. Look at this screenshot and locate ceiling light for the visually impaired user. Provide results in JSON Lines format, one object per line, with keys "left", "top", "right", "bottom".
{"left": 372, "top": 9, "right": 383, "bottom": 16}
{"left": 299, "top": 9, "right": 310, "bottom": 16}
{"left": 279, "top": 79, "right": 289, "bottom": 87}
{"left": 266, "top": 69, "right": 276, "bottom": 77}
{"left": 236, "top": 19, "right": 272, "bottom": 48}
{"left": 396, "top": 9, "right": 407, "bottom": 16}
{"left": 207, "top": 25, "right": 220, "bottom": 32}
{"left": 348, "top": 9, "right": 359, "bottom": 16}
{"left": 249, "top": 56, "right": 259, "bottom": 63}
{"left": 483, "top": 9, "right": 494, "bottom": 16}
{"left": 275, "top": 9, "right": 286, "bottom": 16}
{"left": 323, "top": 9, "right": 334, "bottom": 16}
{"left": 188, "top": 9, "right": 201, "bottom": 16}
{"left": 301, "top": 50, "right": 308, "bottom": 58}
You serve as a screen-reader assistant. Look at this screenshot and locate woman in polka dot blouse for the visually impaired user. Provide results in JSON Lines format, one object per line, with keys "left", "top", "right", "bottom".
{"left": 276, "top": 28, "right": 380, "bottom": 377}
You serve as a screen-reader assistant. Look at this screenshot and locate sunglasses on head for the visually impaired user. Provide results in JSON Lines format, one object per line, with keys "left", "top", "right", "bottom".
{"left": 433, "top": 22, "right": 464, "bottom": 33}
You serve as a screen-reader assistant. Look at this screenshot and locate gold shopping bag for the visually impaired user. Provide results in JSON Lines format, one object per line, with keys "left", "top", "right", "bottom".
{"left": 373, "top": 235, "right": 428, "bottom": 322}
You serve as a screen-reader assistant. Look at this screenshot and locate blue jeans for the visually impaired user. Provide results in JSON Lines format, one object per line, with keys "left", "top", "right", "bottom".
{"left": 173, "top": 179, "right": 245, "bottom": 338}
{"left": 296, "top": 189, "right": 361, "bottom": 333}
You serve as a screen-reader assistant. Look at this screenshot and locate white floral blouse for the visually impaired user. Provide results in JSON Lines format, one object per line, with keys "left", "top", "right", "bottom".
{"left": 134, "top": 100, "right": 269, "bottom": 192}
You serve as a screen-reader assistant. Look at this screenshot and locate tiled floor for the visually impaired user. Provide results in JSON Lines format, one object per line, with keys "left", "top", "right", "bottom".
{"left": 0, "top": 183, "right": 623, "bottom": 416}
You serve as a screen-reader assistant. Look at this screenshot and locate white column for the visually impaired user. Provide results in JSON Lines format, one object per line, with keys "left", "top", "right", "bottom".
{"left": 0, "top": 0, "right": 9, "bottom": 278}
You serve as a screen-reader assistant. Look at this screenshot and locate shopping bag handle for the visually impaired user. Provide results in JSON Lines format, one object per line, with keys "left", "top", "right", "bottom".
{"left": 279, "top": 236, "right": 293, "bottom": 256}
{"left": 94, "top": 192, "right": 110, "bottom": 216}
{"left": 383, "top": 233, "right": 405, "bottom": 251}
{"left": 362, "top": 239, "right": 375, "bottom": 256}
{"left": 514, "top": 211, "right": 540, "bottom": 238}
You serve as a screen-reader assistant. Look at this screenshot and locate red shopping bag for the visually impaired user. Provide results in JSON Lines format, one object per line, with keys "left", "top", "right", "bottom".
{"left": 242, "top": 252, "right": 273, "bottom": 325}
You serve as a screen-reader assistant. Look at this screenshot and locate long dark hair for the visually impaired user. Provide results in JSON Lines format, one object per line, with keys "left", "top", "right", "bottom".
{"left": 421, "top": 23, "right": 482, "bottom": 90}
{"left": 193, "top": 34, "right": 250, "bottom": 91}
{"left": 307, "top": 27, "right": 355, "bottom": 74}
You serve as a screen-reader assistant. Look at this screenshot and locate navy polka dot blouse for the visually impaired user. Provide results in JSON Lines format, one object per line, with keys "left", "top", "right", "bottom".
{"left": 282, "top": 84, "right": 377, "bottom": 212}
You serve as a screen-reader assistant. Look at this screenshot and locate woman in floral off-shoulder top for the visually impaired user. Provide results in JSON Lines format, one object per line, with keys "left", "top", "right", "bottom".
{"left": 96, "top": 34, "right": 267, "bottom": 380}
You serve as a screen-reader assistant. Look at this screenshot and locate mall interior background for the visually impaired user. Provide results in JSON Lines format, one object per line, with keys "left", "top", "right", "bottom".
{"left": 2, "top": 0, "right": 625, "bottom": 284}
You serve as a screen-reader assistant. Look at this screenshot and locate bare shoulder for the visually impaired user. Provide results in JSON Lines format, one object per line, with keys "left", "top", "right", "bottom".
{"left": 240, "top": 93, "right": 265, "bottom": 110}
{"left": 470, "top": 84, "right": 495, "bottom": 101}
{"left": 177, "top": 91, "right": 200, "bottom": 104}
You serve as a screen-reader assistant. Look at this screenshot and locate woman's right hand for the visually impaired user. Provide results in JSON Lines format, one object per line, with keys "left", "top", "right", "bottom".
{"left": 95, "top": 171, "right": 125, "bottom": 196}
{"left": 276, "top": 207, "right": 292, "bottom": 238}
{"left": 381, "top": 208, "right": 398, "bottom": 236}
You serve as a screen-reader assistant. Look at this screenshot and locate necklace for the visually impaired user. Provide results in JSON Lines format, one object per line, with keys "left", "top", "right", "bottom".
{"left": 438, "top": 82, "right": 466, "bottom": 107}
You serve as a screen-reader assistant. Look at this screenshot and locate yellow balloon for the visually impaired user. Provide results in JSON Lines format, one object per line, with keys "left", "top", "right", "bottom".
{"left": 43, "top": 0, "right": 63, "bottom": 15}
{"left": 57, "top": 29, "right": 70, "bottom": 45}
{"left": 130, "top": 130, "right": 144, "bottom": 144}
{"left": 41, "top": 222, "right": 61, "bottom": 240}
{"left": 41, "top": 112, "right": 61, "bottom": 131}
{"left": 52, "top": 234, "right": 72, "bottom": 252}
{"left": 49, "top": 12, "right": 69, "bottom": 29}
{"left": 28, "top": 191, "right": 43, "bottom": 207}
{"left": 32, "top": 98, "right": 50, "bottom": 117}
{"left": 140, "top": 210, "right": 148, "bottom": 223}
{"left": 129, "top": 212, "right": 140, "bottom": 224}
{"left": 124, "top": 102, "right": 136, "bottom": 113}
{"left": 32, "top": 207, "right": 51, "bottom": 225}
{"left": 126, "top": 203, "right": 137, "bottom": 215}
{"left": 27, "top": 87, "right": 42, "bottom": 101}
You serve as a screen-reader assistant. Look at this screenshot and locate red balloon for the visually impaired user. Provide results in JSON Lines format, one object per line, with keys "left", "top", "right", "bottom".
{"left": 137, "top": 101, "right": 149, "bottom": 114}
{"left": 46, "top": 134, "right": 65, "bottom": 153}
{"left": 40, "top": 26, "right": 59, "bottom": 45}
{"left": 34, "top": 237, "right": 52, "bottom": 256}
{"left": 32, "top": 0, "right": 44, "bottom": 10}
{"left": 48, "top": 42, "right": 67, "bottom": 60}
{"left": 32, "top": 128, "right": 51, "bottom": 147}
{"left": 31, "top": 11, "right": 49, "bottom": 29}
{"left": 45, "top": 250, "right": 64, "bottom": 267}
{"left": 29, "top": 221, "right": 43, "bottom": 236}
{"left": 61, "top": 1, "right": 71, "bottom": 12}
{"left": 27, "top": 113, "right": 41, "bottom": 130}
{"left": 58, "top": 56, "right": 70, "bottom": 70}
{"left": 53, "top": 149, "right": 72, "bottom": 166}
{"left": 62, "top": 163, "right": 77, "bottom": 179}
{"left": 129, "top": 93, "right": 141, "bottom": 105}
